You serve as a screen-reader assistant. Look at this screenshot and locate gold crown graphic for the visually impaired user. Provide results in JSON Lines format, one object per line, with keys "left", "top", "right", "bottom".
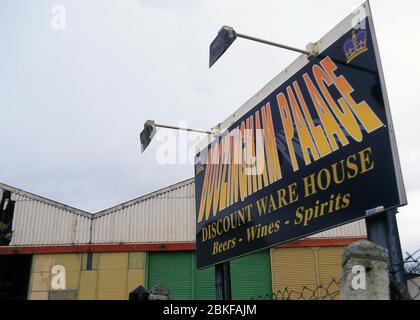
{"left": 344, "top": 30, "right": 368, "bottom": 63}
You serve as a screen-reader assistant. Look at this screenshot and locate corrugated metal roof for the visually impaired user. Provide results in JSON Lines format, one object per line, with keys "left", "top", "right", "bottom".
{"left": 309, "top": 220, "right": 367, "bottom": 239}
{"left": 1, "top": 178, "right": 367, "bottom": 247}
{"left": 93, "top": 178, "right": 195, "bottom": 218}
{"left": 0, "top": 182, "right": 91, "bottom": 217}
{"left": 0, "top": 183, "right": 91, "bottom": 246}
{"left": 92, "top": 180, "right": 195, "bottom": 244}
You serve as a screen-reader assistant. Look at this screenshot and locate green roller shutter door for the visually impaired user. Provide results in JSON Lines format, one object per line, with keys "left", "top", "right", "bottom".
{"left": 147, "top": 251, "right": 215, "bottom": 300}
{"left": 148, "top": 250, "right": 270, "bottom": 300}
{"left": 231, "top": 250, "right": 272, "bottom": 300}
{"left": 194, "top": 265, "right": 215, "bottom": 300}
{"left": 148, "top": 251, "right": 193, "bottom": 299}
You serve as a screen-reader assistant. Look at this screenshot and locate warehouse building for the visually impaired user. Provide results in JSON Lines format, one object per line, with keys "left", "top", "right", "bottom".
{"left": 0, "top": 178, "right": 366, "bottom": 300}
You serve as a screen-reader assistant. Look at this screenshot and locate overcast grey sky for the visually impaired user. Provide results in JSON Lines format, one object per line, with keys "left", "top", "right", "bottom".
{"left": 0, "top": 0, "right": 419, "bottom": 252}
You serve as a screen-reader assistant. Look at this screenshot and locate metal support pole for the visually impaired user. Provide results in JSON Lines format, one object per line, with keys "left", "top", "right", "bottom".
{"left": 222, "top": 261, "right": 232, "bottom": 300}
{"left": 385, "top": 210, "right": 409, "bottom": 299}
{"left": 366, "top": 213, "right": 388, "bottom": 248}
{"left": 215, "top": 262, "right": 232, "bottom": 300}
{"left": 215, "top": 263, "right": 224, "bottom": 300}
{"left": 236, "top": 33, "right": 312, "bottom": 56}
{"left": 154, "top": 123, "right": 212, "bottom": 135}
{"left": 366, "top": 209, "right": 409, "bottom": 299}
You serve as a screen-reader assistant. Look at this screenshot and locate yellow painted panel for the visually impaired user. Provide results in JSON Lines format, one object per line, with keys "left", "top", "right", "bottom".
{"left": 33, "top": 254, "right": 53, "bottom": 272}
{"left": 49, "top": 271, "right": 80, "bottom": 291}
{"left": 127, "top": 269, "right": 145, "bottom": 293}
{"left": 97, "top": 288, "right": 127, "bottom": 300}
{"left": 31, "top": 272, "right": 50, "bottom": 292}
{"left": 271, "top": 247, "right": 318, "bottom": 300}
{"left": 53, "top": 254, "right": 82, "bottom": 272}
{"left": 79, "top": 271, "right": 98, "bottom": 289}
{"left": 316, "top": 246, "right": 345, "bottom": 300}
{"left": 98, "top": 269, "right": 128, "bottom": 289}
{"left": 128, "top": 252, "right": 145, "bottom": 269}
{"left": 317, "top": 246, "right": 345, "bottom": 284}
{"left": 78, "top": 288, "right": 97, "bottom": 300}
{"left": 99, "top": 253, "right": 128, "bottom": 270}
{"left": 29, "top": 291, "right": 49, "bottom": 300}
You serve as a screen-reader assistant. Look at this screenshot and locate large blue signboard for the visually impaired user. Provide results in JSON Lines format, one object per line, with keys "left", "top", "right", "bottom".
{"left": 195, "top": 3, "right": 406, "bottom": 269}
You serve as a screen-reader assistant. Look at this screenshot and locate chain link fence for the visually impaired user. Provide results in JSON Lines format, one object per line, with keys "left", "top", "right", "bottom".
{"left": 252, "top": 250, "right": 420, "bottom": 300}
{"left": 253, "top": 278, "right": 342, "bottom": 300}
{"left": 405, "top": 249, "right": 420, "bottom": 300}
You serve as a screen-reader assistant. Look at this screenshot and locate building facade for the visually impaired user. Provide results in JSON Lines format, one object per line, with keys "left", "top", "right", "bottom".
{"left": 0, "top": 179, "right": 366, "bottom": 300}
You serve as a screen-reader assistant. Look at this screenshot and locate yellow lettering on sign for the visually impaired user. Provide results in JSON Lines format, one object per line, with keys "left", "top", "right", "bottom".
{"left": 303, "top": 72, "right": 350, "bottom": 151}
{"left": 320, "top": 56, "right": 384, "bottom": 133}
{"left": 287, "top": 85, "right": 320, "bottom": 166}
{"left": 277, "top": 93, "right": 299, "bottom": 172}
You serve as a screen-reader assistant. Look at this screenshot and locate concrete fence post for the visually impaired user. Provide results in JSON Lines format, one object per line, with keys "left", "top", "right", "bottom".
{"left": 341, "top": 240, "right": 390, "bottom": 300}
